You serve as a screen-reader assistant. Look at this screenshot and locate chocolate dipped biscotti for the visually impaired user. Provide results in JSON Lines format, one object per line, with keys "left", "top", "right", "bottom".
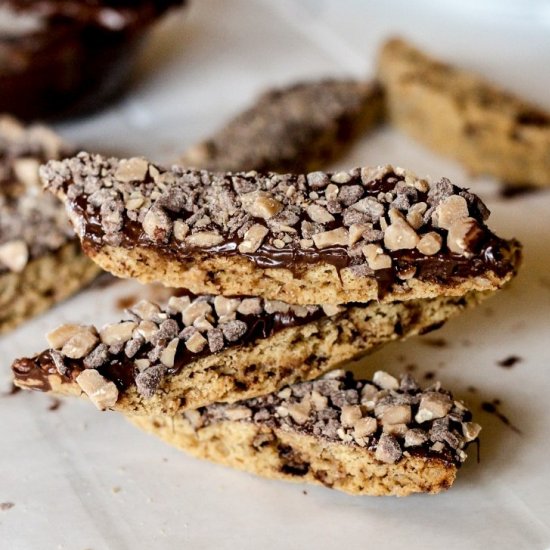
{"left": 129, "top": 370, "right": 481, "bottom": 496}
{"left": 182, "top": 79, "right": 384, "bottom": 173}
{"left": 12, "top": 289, "right": 482, "bottom": 414}
{"left": 41, "top": 153, "right": 521, "bottom": 306}
{"left": 0, "top": 117, "right": 100, "bottom": 332}
{"left": 378, "top": 38, "right": 550, "bottom": 188}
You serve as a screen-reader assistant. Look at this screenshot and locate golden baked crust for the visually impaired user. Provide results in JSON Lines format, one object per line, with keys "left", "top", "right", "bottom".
{"left": 88, "top": 243, "right": 516, "bottom": 306}
{"left": 378, "top": 38, "right": 550, "bottom": 188}
{"left": 12, "top": 292, "right": 484, "bottom": 414}
{"left": 130, "top": 416, "right": 457, "bottom": 496}
{"left": 0, "top": 240, "right": 100, "bottom": 333}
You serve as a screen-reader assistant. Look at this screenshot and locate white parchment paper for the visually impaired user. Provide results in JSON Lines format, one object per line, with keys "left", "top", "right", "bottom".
{"left": 1, "top": 1, "right": 550, "bottom": 548}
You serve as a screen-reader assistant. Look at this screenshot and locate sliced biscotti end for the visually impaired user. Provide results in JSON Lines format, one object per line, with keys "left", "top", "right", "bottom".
{"left": 0, "top": 116, "right": 101, "bottom": 331}
{"left": 378, "top": 38, "right": 550, "bottom": 188}
{"left": 129, "top": 370, "right": 480, "bottom": 496}
{"left": 181, "top": 78, "right": 385, "bottom": 173}
{"left": 11, "top": 290, "right": 484, "bottom": 414}
{"left": 41, "top": 153, "right": 521, "bottom": 305}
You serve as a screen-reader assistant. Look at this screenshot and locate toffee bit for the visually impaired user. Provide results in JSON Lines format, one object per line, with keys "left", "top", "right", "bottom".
{"left": 194, "top": 370, "right": 479, "bottom": 466}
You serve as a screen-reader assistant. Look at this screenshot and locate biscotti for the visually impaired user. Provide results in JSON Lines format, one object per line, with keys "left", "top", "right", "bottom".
{"left": 0, "top": 116, "right": 101, "bottom": 332}
{"left": 378, "top": 38, "right": 550, "bottom": 188}
{"left": 129, "top": 370, "right": 481, "bottom": 496}
{"left": 181, "top": 79, "right": 384, "bottom": 173}
{"left": 41, "top": 153, "right": 521, "bottom": 306}
{"left": 12, "top": 291, "right": 484, "bottom": 415}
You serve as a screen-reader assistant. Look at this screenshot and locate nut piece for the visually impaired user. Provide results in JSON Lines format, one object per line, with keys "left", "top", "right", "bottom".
{"left": 322, "top": 304, "right": 345, "bottom": 317}
{"left": 61, "top": 327, "right": 99, "bottom": 359}
{"left": 13, "top": 157, "right": 40, "bottom": 187}
{"left": 186, "top": 231, "right": 223, "bottom": 248}
{"left": 362, "top": 244, "right": 392, "bottom": 270}
{"left": 131, "top": 300, "right": 161, "bottom": 321}
{"left": 182, "top": 301, "right": 212, "bottom": 327}
{"left": 404, "top": 428, "right": 428, "bottom": 447}
{"left": 214, "top": 296, "right": 240, "bottom": 317}
{"left": 462, "top": 422, "right": 482, "bottom": 442}
{"left": 167, "top": 296, "right": 191, "bottom": 314}
{"left": 47, "top": 323, "right": 83, "bottom": 349}
{"left": 220, "top": 320, "right": 247, "bottom": 342}
{"left": 406, "top": 202, "right": 427, "bottom": 230}
{"left": 447, "top": 217, "right": 482, "bottom": 256}
{"left": 142, "top": 207, "right": 172, "bottom": 243}
{"left": 307, "top": 204, "right": 335, "bottom": 223}
{"left": 100, "top": 322, "right": 137, "bottom": 346}
{"left": 238, "top": 224, "right": 269, "bottom": 253}
{"left": 415, "top": 392, "right": 453, "bottom": 423}
{"left": 160, "top": 337, "right": 180, "bottom": 367}
{"left": 310, "top": 390, "right": 328, "bottom": 411}
{"left": 0, "top": 240, "right": 28, "bottom": 273}
{"left": 136, "top": 320, "right": 158, "bottom": 342}
{"left": 384, "top": 218, "right": 419, "bottom": 251}
{"left": 237, "top": 298, "right": 262, "bottom": 316}
{"left": 433, "top": 195, "right": 469, "bottom": 230}
{"left": 287, "top": 399, "right": 311, "bottom": 425}
{"left": 115, "top": 158, "right": 149, "bottom": 182}
{"left": 375, "top": 433, "right": 402, "bottom": 464}
{"left": 417, "top": 232, "right": 442, "bottom": 256}
{"left": 307, "top": 171, "right": 330, "bottom": 189}
{"left": 312, "top": 227, "right": 349, "bottom": 249}
{"left": 173, "top": 220, "right": 190, "bottom": 241}
{"left": 348, "top": 223, "right": 369, "bottom": 246}
{"left": 241, "top": 191, "right": 283, "bottom": 220}
{"left": 373, "top": 370, "right": 399, "bottom": 390}
{"left": 353, "top": 417, "right": 377, "bottom": 438}
{"left": 380, "top": 404, "right": 411, "bottom": 426}
{"left": 76, "top": 370, "right": 119, "bottom": 410}
{"left": 224, "top": 406, "right": 252, "bottom": 421}
{"left": 341, "top": 405, "right": 362, "bottom": 427}
{"left": 184, "top": 331, "right": 208, "bottom": 353}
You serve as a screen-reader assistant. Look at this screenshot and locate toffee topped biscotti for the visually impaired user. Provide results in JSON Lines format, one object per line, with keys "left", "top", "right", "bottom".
{"left": 182, "top": 79, "right": 384, "bottom": 173}
{"left": 41, "top": 153, "right": 521, "bottom": 305}
{"left": 12, "top": 290, "right": 482, "bottom": 415}
{"left": 130, "top": 369, "right": 481, "bottom": 496}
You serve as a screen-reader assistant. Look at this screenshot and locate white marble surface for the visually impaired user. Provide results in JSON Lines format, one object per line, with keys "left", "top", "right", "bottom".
{"left": 1, "top": 1, "right": 550, "bottom": 548}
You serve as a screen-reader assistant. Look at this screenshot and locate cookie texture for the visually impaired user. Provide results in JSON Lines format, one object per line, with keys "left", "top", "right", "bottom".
{"left": 181, "top": 79, "right": 384, "bottom": 173}
{"left": 378, "top": 38, "right": 550, "bottom": 188}
{"left": 12, "top": 291, "right": 484, "bottom": 414}
{"left": 41, "top": 153, "right": 521, "bottom": 305}
{"left": 129, "top": 370, "right": 481, "bottom": 496}
{"left": 0, "top": 116, "right": 100, "bottom": 332}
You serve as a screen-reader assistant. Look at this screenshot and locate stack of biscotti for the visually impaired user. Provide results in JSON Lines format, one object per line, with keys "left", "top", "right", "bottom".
{"left": 0, "top": 116, "right": 101, "bottom": 332}
{"left": 13, "top": 153, "right": 520, "bottom": 495}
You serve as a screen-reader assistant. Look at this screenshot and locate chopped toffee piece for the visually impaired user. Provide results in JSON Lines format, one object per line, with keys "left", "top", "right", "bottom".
{"left": 12, "top": 291, "right": 484, "bottom": 415}
{"left": 129, "top": 370, "right": 481, "bottom": 496}
{"left": 41, "top": 153, "right": 521, "bottom": 305}
{"left": 181, "top": 79, "right": 384, "bottom": 173}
